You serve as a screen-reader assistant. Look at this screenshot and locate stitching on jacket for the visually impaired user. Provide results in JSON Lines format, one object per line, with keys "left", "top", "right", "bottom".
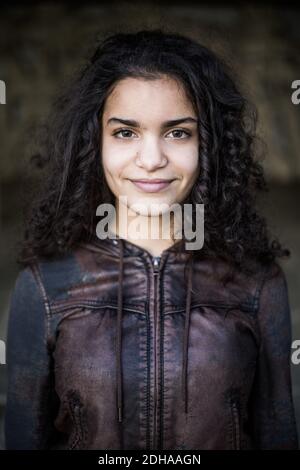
{"left": 164, "top": 301, "right": 256, "bottom": 316}
{"left": 50, "top": 299, "right": 147, "bottom": 315}
{"left": 30, "top": 263, "right": 53, "bottom": 352}
{"left": 251, "top": 264, "right": 271, "bottom": 313}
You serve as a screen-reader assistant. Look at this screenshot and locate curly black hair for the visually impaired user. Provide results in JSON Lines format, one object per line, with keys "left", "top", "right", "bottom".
{"left": 17, "top": 28, "right": 290, "bottom": 277}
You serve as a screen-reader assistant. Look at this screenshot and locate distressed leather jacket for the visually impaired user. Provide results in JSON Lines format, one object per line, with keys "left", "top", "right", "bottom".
{"left": 4, "top": 233, "right": 299, "bottom": 450}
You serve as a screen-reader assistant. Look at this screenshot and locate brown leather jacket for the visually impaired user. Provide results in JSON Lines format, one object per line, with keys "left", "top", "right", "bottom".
{"left": 4, "top": 233, "right": 299, "bottom": 449}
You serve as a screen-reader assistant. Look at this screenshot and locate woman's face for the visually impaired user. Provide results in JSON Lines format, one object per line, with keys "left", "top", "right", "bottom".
{"left": 101, "top": 75, "right": 200, "bottom": 217}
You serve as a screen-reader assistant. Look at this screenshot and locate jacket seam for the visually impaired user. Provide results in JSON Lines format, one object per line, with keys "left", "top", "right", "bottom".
{"left": 50, "top": 300, "right": 147, "bottom": 315}
{"left": 29, "top": 263, "right": 52, "bottom": 351}
{"left": 252, "top": 264, "right": 270, "bottom": 313}
{"left": 251, "top": 264, "right": 273, "bottom": 353}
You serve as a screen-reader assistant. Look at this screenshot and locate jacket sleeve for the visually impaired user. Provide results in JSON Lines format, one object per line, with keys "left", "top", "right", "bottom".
{"left": 4, "top": 264, "right": 60, "bottom": 449}
{"left": 249, "top": 262, "right": 299, "bottom": 449}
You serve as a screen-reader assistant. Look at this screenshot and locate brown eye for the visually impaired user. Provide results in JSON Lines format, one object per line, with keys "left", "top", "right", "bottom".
{"left": 167, "top": 129, "right": 191, "bottom": 139}
{"left": 113, "top": 129, "right": 137, "bottom": 139}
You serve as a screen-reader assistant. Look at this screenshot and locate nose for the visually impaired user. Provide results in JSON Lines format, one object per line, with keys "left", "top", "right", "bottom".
{"left": 135, "top": 137, "right": 167, "bottom": 170}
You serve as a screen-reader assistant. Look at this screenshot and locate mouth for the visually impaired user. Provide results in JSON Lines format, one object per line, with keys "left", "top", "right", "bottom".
{"left": 129, "top": 178, "right": 175, "bottom": 193}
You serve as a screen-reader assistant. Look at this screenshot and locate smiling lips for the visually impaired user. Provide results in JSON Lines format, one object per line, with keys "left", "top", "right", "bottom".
{"left": 129, "top": 178, "right": 175, "bottom": 193}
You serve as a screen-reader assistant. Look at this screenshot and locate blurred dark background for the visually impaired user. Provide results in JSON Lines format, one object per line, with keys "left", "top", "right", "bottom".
{"left": 0, "top": 1, "right": 299, "bottom": 449}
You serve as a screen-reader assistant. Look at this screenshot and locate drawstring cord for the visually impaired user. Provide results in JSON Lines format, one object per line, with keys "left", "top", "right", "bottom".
{"left": 116, "top": 237, "right": 124, "bottom": 423}
{"left": 182, "top": 254, "right": 194, "bottom": 415}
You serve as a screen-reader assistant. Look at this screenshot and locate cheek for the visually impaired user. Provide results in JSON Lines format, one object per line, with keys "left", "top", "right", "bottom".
{"left": 173, "top": 148, "right": 199, "bottom": 180}
{"left": 102, "top": 146, "right": 127, "bottom": 178}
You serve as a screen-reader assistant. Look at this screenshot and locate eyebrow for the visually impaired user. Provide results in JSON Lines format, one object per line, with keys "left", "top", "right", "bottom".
{"left": 106, "top": 117, "right": 198, "bottom": 128}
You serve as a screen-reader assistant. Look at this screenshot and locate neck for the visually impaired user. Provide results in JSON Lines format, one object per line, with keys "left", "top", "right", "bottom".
{"left": 109, "top": 198, "right": 182, "bottom": 257}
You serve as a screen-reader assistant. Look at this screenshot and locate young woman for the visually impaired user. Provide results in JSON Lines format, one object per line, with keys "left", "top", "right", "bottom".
{"left": 4, "top": 29, "right": 298, "bottom": 450}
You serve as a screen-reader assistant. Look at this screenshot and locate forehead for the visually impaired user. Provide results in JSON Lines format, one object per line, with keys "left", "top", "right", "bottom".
{"left": 102, "top": 76, "right": 195, "bottom": 117}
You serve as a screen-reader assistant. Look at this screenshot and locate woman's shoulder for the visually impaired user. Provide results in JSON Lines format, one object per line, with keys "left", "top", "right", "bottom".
{"left": 14, "top": 243, "right": 93, "bottom": 303}
{"left": 193, "top": 253, "right": 289, "bottom": 312}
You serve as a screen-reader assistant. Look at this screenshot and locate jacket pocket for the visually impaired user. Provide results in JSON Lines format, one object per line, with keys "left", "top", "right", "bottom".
{"left": 66, "top": 390, "right": 87, "bottom": 450}
{"left": 230, "top": 399, "right": 241, "bottom": 450}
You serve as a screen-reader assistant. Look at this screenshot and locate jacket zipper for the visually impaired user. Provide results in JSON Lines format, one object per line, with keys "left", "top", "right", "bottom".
{"left": 152, "top": 256, "right": 160, "bottom": 450}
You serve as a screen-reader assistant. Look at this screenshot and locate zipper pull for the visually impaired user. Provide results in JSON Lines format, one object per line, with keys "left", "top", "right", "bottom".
{"left": 152, "top": 256, "right": 161, "bottom": 273}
